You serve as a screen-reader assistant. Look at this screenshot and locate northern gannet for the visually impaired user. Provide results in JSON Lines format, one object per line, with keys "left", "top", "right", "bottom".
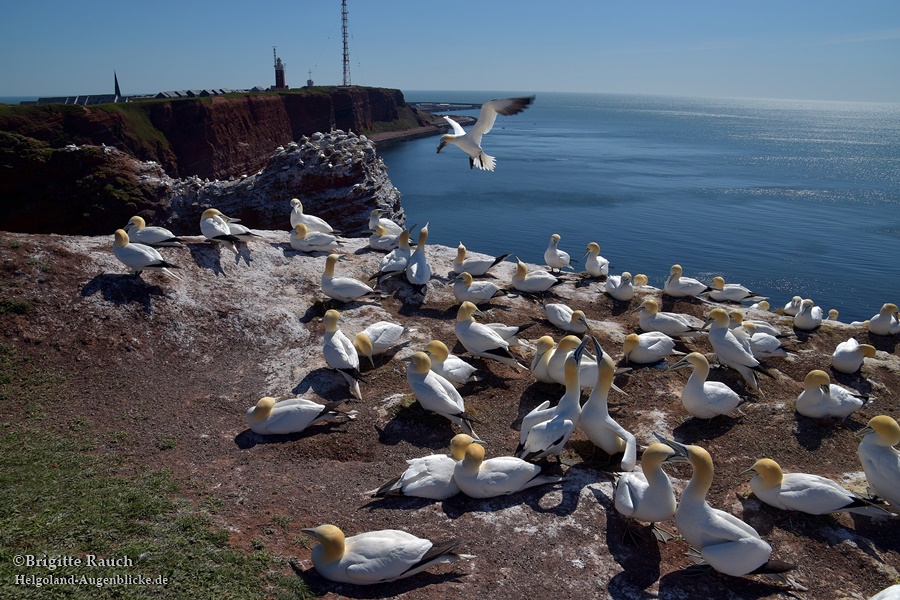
{"left": 511, "top": 257, "right": 565, "bottom": 294}
{"left": 111, "top": 229, "right": 181, "bottom": 279}
{"left": 704, "top": 308, "right": 761, "bottom": 391}
{"left": 633, "top": 273, "right": 649, "bottom": 288}
{"left": 794, "top": 299, "right": 824, "bottom": 330}
{"left": 436, "top": 95, "right": 535, "bottom": 171}
{"left": 405, "top": 223, "right": 432, "bottom": 295}
{"left": 728, "top": 309, "right": 787, "bottom": 339}
{"left": 742, "top": 322, "right": 789, "bottom": 359}
{"left": 638, "top": 298, "right": 705, "bottom": 337}
{"left": 668, "top": 352, "right": 744, "bottom": 419}
{"left": 827, "top": 309, "right": 840, "bottom": 321}
{"left": 245, "top": 396, "right": 356, "bottom": 435}
{"left": 454, "top": 302, "right": 526, "bottom": 369}
{"left": 322, "top": 309, "right": 365, "bottom": 400}
{"left": 368, "top": 225, "right": 400, "bottom": 252}
{"left": 290, "top": 198, "right": 335, "bottom": 233}
{"left": 530, "top": 336, "right": 557, "bottom": 384}
{"left": 856, "top": 415, "right": 900, "bottom": 510}
{"left": 425, "top": 340, "right": 480, "bottom": 386}
{"left": 544, "top": 233, "right": 575, "bottom": 273}
{"left": 664, "top": 264, "right": 709, "bottom": 298}
{"left": 368, "top": 208, "right": 403, "bottom": 236}
{"left": 614, "top": 443, "right": 678, "bottom": 541}
{"left": 868, "top": 303, "right": 900, "bottom": 336}
{"left": 373, "top": 229, "right": 413, "bottom": 280}
{"left": 369, "top": 434, "right": 478, "bottom": 499}
{"left": 322, "top": 254, "right": 380, "bottom": 303}
{"left": 582, "top": 242, "right": 610, "bottom": 277}
{"left": 750, "top": 300, "right": 770, "bottom": 311}
{"left": 544, "top": 303, "right": 591, "bottom": 334}
{"left": 454, "top": 443, "right": 563, "bottom": 498}
{"left": 302, "top": 524, "right": 471, "bottom": 584}
{"left": 783, "top": 296, "right": 803, "bottom": 316}
{"left": 222, "top": 216, "right": 263, "bottom": 242}
{"left": 708, "top": 276, "right": 766, "bottom": 303}
{"left": 404, "top": 352, "right": 481, "bottom": 438}
{"left": 453, "top": 272, "right": 505, "bottom": 305}
{"left": 290, "top": 223, "right": 343, "bottom": 253}
{"left": 452, "top": 242, "right": 510, "bottom": 276}
{"left": 199, "top": 208, "right": 240, "bottom": 254}
{"left": 832, "top": 337, "right": 877, "bottom": 374}
{"left": 604, "top": 272, "right": 635, "bottom": 302}
{"left": 796, "top": 369, "right": 872, "bottom": 419}
{"left": 353, "top": 321, "right": 407, "bottom": 368}
{"left": 623, "top": 332, "right": 682, "bottom": 365}
{"left": 547, "top": 335, "right": 599, "bottom": 389}
{"left": 124, "top": 215, "right": 183, "bottom": 247}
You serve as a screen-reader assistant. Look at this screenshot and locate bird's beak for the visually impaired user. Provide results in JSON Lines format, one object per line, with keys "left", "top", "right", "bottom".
{"left": 740, "top": 466, "right": 758, "bottom": 477}
{"left": 581, "top": 249, "right": 590, "bottom": 259}
{"left": 473, "top": 308, "right": 487, "bottom": 319}
{"left": 701, "top": 317, "right": 713, "bottom": 331}
{"left": 300, "top": 528, "right": 318, "bottom": 537}
{"left": 668, "top": 357, "right": 691, "bottom": 371}
{"left": 654, "top": 433, "right": 689, "bottom": 461}
{"left": 590, "top": 336, "right": 604, "bottom": 365}
{"left": 855, "top": 426, "right": 874, "bottom": 439}
{"left": 574, "top": 337, "right": 589, "bottom": 362}
{"left": 401, "top": 356, "right": 415, "bottom": 363}
{"left": 436, "top": 141, "right": 446, "bottom": 153}
{"left": 820, "top": 384, "right": 830, "bottom": 394}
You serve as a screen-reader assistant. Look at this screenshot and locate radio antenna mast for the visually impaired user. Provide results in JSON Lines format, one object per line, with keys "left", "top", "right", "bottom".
{"left": 341, "top": 0, "right": 351, "bottom": 86}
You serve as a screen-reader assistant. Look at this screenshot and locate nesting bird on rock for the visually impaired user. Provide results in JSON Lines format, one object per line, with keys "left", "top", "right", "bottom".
{"left": 123, "top": 216, "right": 184, "bottom": 247}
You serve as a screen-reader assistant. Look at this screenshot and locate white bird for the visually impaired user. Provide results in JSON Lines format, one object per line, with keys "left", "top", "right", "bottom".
{"left": 668, "top": 353, "right": 744, "bottom": 419}
{"left": 405, "top": 223, "right": 432, "bottom": 294}
{"left": 454, "top": 302, "right": 526, "bottom": 369}
{"left": 111, "top": 229, "right": 181, "bottom": 279}
{"left": 511, "top": 257, "right": 565, "bottom": 294}
{"left": 368, "top": 224, "right": 400, "bottom": 252}
{"left": 623, "top": 332, "right": 681, "bottom": 365}
{"left": 870, "top": 584, "right": 900, "bottom": 600}
{"left": 547, "top": 335, "right": 599, "bottom": 389}
{"left": 353, "top": 321, "right": 407, "bottom": 368}
{"left": 245, "top": 396, "right": 356, "bottom": 435}
{"left": 452, "top": 242, "right": 509, "bottom": 276}
{"left": 633, "top": 273, "right": 649, "bottom": 288}
{"left": 544, "top": 303, "right": 591, "bottom": 334}
{"left": 321, "top": 254, "right": 380, "bottom": 303}
{"left": 302, "top": 524, "right": 471, "bottom": 584}
{"left": 368, "top": 434, "right": 478, "bottom": 499}
{"left": 368, "top": 208, "right": 403, "bottom": 236}
{"left": 827, "top": 309, "right": 841, "bottom": 321}
{"left": 664, "top": 264, "right": 709, "bottom": 298}
{"left": 530, "top": 336, "right": 557, "bottom": 384}
{"left": 222, "top": 217, "right": 262, "bottom": 242}
{"left": 290, "top": 223, "right": 343, "bottom": 253}
{"left": 373, "top": 229, "right": 413, "bottom": 279}
{"left": 728, "top": 309, "right": 787, "bottom": 338}
{"left": 750, "top": 300, "right": 770, "bottom": 311}
{"left": 857, "top": 415, "right": 900, "bottom": 510}
{"left": 638, "top": 298, "right": 705, "bottom": 337}
{"left": 868, "top": 303, "right": 900, "bottom": 336}
{"left": 708, "top": 276, "right": 766, "bottom": 303}
{"left": 604, "top": 271, "right": 635, "bottom": 302}
{"left": 322, "top": 309, "right": 364, "bottom": 400}
{"left": 544, "top": 233, "right": 575, "bottom": 273}
{"left": 425, "top": 340, "right": 480, "bottom": 386}
{"left": 453, "top": 272, "right": 505, "bottom": 305}
{"left": 794, "top": 298, "right": 824, "bottom": 330}
{"left": 199, "top": 208, "right": 240, "bottom": 254}
{"left": 436, "top": 95, "right": 535, "bottom": 171}
{"left": 783, "top": 296, "right": 803, "bottom": 316}
{"left": 454, "top": 443, "right": 563, "bottom": 498}
{"left": 832, "top": 337, "right": 877, "bottom": 374}
{"left": 582, "top": 242, "right": 610, "bottom": 277}
{"left": 796, "top": 369, "right": 872, "bottom": 419}
{"left": 123, "top": 215, "right": 184, "bottom": 247}
{"left": 743, "top": 458, "right": 890, "bottom": 517}
{"left": 290, "top": 198, "right": 335, "bottom": 233}
{"left": 614, "top": 443, "right": 678, "bottom": 541}
{"left": 742, "top": 322, "right": 789, "bottom": 359}
{"left": 579, "top": 337, "right": 637, "bottom": 471}
{"left": 405, "top": 352, "right": 480, "bottom": 438}
{"left": 656, "top": 438, "right": 794, "bottom": 579}
{"left": 704, "top": 308, "right": 761, "bottom": 391}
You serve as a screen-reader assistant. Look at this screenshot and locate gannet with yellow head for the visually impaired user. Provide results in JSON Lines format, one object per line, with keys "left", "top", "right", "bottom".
{"left": 708, "top": 276, "right": 766, "bottom": 303}
{"left": 124, "top": 215, "right": 183, "bottom": 247}
{"left": 664, "top": 264, "right": 709, "bottom": 298}
{"left": 511, "top": 256, "right": 565, "bottom": 294}
{"left": 614, "top": 442, "right": 678, "bottom": 541}
{"left": 544, "top": 233, "right": 576, "bottom": 273}
{"left": 793, "top": 298, "right": 824, "bottom": 330}
{"left": 638, "top": 298, "right": 705, "bottom": 337}
{"left": 111, "top": 229, "right": 182, "bottom": 279}
{"left": 322, "top": 309, "right": 364, "bottom": 400}
{"left": 245, "top": 396, "right": 356, "bottom": 436}
{"left": 856, "top": 415, "right": 900, "bottom": 511}
{"left": 796, "top": 369, "right": 872, "bottom": 419}
{"left": 604, "top": 271, "right": 634, "bottom": 302}
{"left": 452, "top": 242, "right": 510, "bottom": 277}
{"left": 728, "top": 308, "right": 787, "bottom": 338}
{"left": 290, "top": 223, "right": 343, "bottom": 253}
{"left": 290, "top": 198, "right": 335, "bottom": 233}
{"left": 405, "top": 223, "right": 431, "bottom": 294}
{"left": 783, "top": 296, "right": 803, "bottom": 316}
{"left": 404, "top": 352, "right": 481, "bottom": 438}
{"left": 543, "top": 302, "right": 591, "bottom": 334}
{"left": 368, "top": 434, "right": 479, "bottom": 500}
{"left": 703, "top": 307, "right": 761, "bottom": 391}
{"left": 582, "top": 242, "right": 610, "bottom": 277}
{"left": 321, "top": 254, "right": 379, "bottom": 303}
{"left": 352, "top": 321, "right": 407, "bottom": 368}
{"left": 547, "top": 335, "right": 597, "bottom": 388}
{"left": 199, "top": 208, "right": 240, "bottom": 254}
{"left": 868, "top": 303, "right": 900, "bottom": 336}
{"left": 368, "top": 224, "right": 400, "bottom": 252}
{"left": 436, "top": 95, "right": 534, "bottom": 171}
{"left": 529, "top": 336, "right": 557, "bottom": 384}
{"left": 623, "top": 332, "right": 682, "bottom": 365}
{"left": 454, "top": 302, "right": 526, "bottom": 369}
{"left": 633, "top": 273, "right": 649, "bottom": 287}
{"left": 373, "top": 228, "right": 413, "bottom": 280}
{"left": 668, "top": 352, "right": 745, "bottom": 419}
{"left": 741, "top": 322, "right": 789, "bottom": 359}
{"left": 425, "top": 340, "right": 480, "bottom": 386}
{"left": 453, "top": 442, "right": 563, "bottom": 498}
{"left": 368, "top": 208, "right": 403, "bottom": 236}
{"left": 832, "top": 337, "right": 877, "bottom": 374}
{"left": 453, "top": 271, "right": 506, "bottom": 305}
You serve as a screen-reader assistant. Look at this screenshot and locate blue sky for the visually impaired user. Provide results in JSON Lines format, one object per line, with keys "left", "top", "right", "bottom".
{"left": 2, "top": 0, "right": 899, "bottom": 102}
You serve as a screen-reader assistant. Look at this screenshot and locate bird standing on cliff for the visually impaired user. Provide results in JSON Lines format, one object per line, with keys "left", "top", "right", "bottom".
{"left": 111, "top": 229, "right": 182, "bottom": 279}
{"left": 436, "top": 96, "right": 535, "bottom": 171}
{"left": 289, "top": 198, "right": 336, "bottom": 234}
{"left": 199, "top": 208, "right": 240, "bottom": 254}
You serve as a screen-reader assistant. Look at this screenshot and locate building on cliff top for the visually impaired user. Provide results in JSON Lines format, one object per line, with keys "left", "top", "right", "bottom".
{"left": 36, "top": 72, "right": 123, "bottom": 106}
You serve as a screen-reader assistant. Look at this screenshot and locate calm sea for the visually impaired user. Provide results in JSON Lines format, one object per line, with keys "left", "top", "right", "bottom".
{"left": 379, "top": 91, "right": 900, "bottom": 324}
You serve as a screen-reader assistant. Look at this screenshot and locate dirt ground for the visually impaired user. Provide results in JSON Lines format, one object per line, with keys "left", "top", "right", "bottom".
{"left": 1, "top": 230, "right": 898, "bottom": 599}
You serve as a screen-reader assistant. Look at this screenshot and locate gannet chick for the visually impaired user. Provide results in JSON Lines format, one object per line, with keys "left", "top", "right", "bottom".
{"left": 750, "top": 300, "right": 770, "bottom": 311}
{"left": 614, "top": 443, "right": 678, "bottom": 541}
{"left": 657, "top": 439, "right": 795, "bottom": 579}
{"left": 580, "top": 337, "right": 637, "bottom": 470}
{"left": 582, "top": 242, "right": 610, "bottom": 277}
{"left": 708, "top": 276, "right": 766, "bottom": 303}
{"left": 453, "top": 272, "right": 505, "bottom": 305}
{"left": 604, "top": 272, "right": 634, "bottom": 302}
{"left": 404, "top": 352, "right": 480, "bottom": 438}
{"left": 511, "top": 257, "right": 565, "bottom": 294}
{"left": 436, "top": 95, "right": 535, "bottom": 171}
{"left": 638, "top": 298, "right": 705, "bottom": 337}
{"left": 544, "top": 234, "right": 575, "bottom": 273}
{"left": 623, "top": 332, "right": 682, "bottom": 365}
{"left": 856, "top": 415, "right": 900, "bottom": 510}
{"left": 827, "top": 309, "right": 840, "bottom": 321}
{"left": 742, "top": 322, "right": 789, "bottom": 358}
{"left": 353, "top": 321, "right": 407, "bottom": 368}
{"left": 368, "top": 225, "right": 400, "bottom": 252}
{"left": 530, "top": 336, "right": 557, "bottom": 384}
{"left": 290, "top": 198, "right": 335, "bottom": 233}
{"left": 245, "top": 396, "right": 356, "bottom": 435}
{"left": 454, "top": 443, "right": 563, "bottom": 498}
{"left": 405, "top": 223, "right": 431, "bottom": 295}
{"left": 199, "top": 208, "right": 240, "bottom": 254}
{"left": 664, "top": 264, "right": 709, "bottom": 298}
{"left": 425, "top": 340, "right": 480, "bottom": 386}
{"left": 373, "top": 229, "right": 413, "bottom": 279}
{"left": 832, "top": 338, "right": 877, "bottom": 374}
{"left": 668, "top": 352, "right": 744, "bottom": 419}
{"left": 743, "top": 458, "right": 890, "bottom": 517}
{"left": 794, "top": 298, "right": 824, "bottom": 330}
{"left": 322, "top": 309, "right": 365, "bottom": 400}
{"left": 368, "top": 208, "right": 403, "bottom": 236}
{"left": 369, "top": 434, "right": 477, "bottom": 499}
{"left": 455, "top": 302, "right": 526, "bottom": 369}
{"left": 322, "top": 254, "right": 380, "bottom": 303}
{"left": 633, "top": 273, "right": 649, "bottom": 287}
{"left": 111, "top": 230, "right": 181, "bottom": 279}
{"left": 124, "top": 215, "right": 183, "bottom": 247}
{"left": 796, "top": 369, "right": 873, "bottom": 419}
{"left": 302, "top": 524, "right": 471, "bottom": 584}
{"left": 704, "top": 308, "right": 761, "bottom": 391}
{"left": 868, "top": 303, "right": 900, "bottom": 336}
{"left": 290, "top": 223, "right": 343, "bottom": 253}
{"left": 783, "top": 296, "right": 803, "bottom": 316}
{"left": 544, "top": 303, "right": 591, "bottom": 334}
{"left": 452, "top": 242, "right": 510, "bottom": 276}
{"left": 516, "top": 338, "right": 588, "bottom": 461}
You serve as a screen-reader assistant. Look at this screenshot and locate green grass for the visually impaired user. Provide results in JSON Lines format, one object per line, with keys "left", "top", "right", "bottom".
{"left": 0, "top": 299, "right": 30, "bottom": 316}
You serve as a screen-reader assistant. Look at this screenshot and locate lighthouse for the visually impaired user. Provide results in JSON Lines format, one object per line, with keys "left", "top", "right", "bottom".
{"left": 273, "top": 47, "right": 287, "bottom": 90}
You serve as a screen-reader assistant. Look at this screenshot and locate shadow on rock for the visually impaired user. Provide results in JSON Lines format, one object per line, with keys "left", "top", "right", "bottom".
{"left": 792, "top": 413, "right": 842, "bottom": 451}
{"left": 657, "top": 567, "right": 794, "bottom": 599}
{"left": 374, "top": 403, "right": 459, "bottom": 449}
{"left": 81, "top": 273, "right": 170, "bottom": 313}
{"left": 673, "top": 414, "right": 742, "bottom": 444}
{"left": 292, "top": 368, "right": 359, "bottom": 403}
{"left": 293, "top": 560, "right": 468, "bottom": 599}
{"left": 233, "top": 421, "right": 351, "bottom": 449}
{"left": 188, "top": 242, "right": 228, "bottom": 276}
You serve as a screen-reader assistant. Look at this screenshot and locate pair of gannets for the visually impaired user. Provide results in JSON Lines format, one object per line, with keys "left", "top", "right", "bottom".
{"left": 604, "top": 272, "right": 634, "bottom": 302}
{"left": 200, "top": 208, "right": 242, "bottom": 254}
{"left": 303, "top": 524, "right": 472, "bottom": 584}
{"left": 368, "top": 225, "right": 401, "bottom": 251}
{"left": 708, "top": 276, "right": 766, "bottom": 303}
{"left": 322, "top": 310, "right": 365, "bottom": 400}
{"left": 290, "top": 198, "right": 336, "bottom": 234}
{"left": 124, "top": 215, "right": 184, "bottom": 247}
{"left": 112, "top": 229, "right": 182, "bottom": 279}
{"left": 544, "top": 303, "right": 590, "bottom": 334}
{"left": 704, "top": 308, "right": 762, "bottom": 391}
{"left": 614, "top": 443, "right": 678, "bottom": 541}
{"left": 512, "top": 257, "right": 565, "bottom": 294}
{"left": 405, "top": 223, "right": 431, "bottom": 294}
{"left": 857, "top": 415, "right": 900, "bottom": 510}
{"left": 796, "top": 370, "right": 873, "bottom": 419}
{"left": 436, "top": 95, "right": 534, "bottom": 171}
{"left": 425, "top": 340, "right": 480, "bottom": 386}
{"left": 794, "top": 298, "right": 824, "bottom": 330}
{"left": 370, "top": 434, "right": 478, "bottom": 499}
{"left": 352, "top": 321, "right": 407, "bottom": 368}
{"left": 452, "top": 243, "right": 509, "bottom": 276}
{"left": 664, "top": 264, "right": 709, "bottom": 298}
{"left": 245, "top": 396, "right": 356, "bottom": 435}
{"left": 669, "top": 353, "right": 745, "bottom": 419}
{"left": 455, "top": 442, "right": 563, "bottom": 498}
{"left": 742, "top": 322, "right": 789, "bottom": 359}
{"left": 368, "top": 208, "right": 403, "bottom": 236}
{"left": 405, "top": 352, "right": 481, "bottom": 438}
{"left": 582, "top": 242, "right": 610, "bottom": 277}
{"left": 832, "top": 338, "right": 877, "bottom": 374}
{"left": 544, "top": 234, "right": 576, "bottom": 273}
{"left": 454, "top": 302, "right": 527, "bottom": 370}
{"left": 868, "top": 303, "right": 900, "bottom": 336}
{"left": 623, "top": 332, "right": 682, "bottom": 365}
{"left": 453, "top": 272, "right": 505, "bottom": 305}
{"left": 372, "top": 229, "right": 413, "bottom": 279}
{"left": 291, "top": 223, "right": 343, "bottom": 253}
{"left": 322, "top": 254, "right": 380, "bottom": 303}
{"left": 638, "top": 298, "right": 705, "bottom": 337}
